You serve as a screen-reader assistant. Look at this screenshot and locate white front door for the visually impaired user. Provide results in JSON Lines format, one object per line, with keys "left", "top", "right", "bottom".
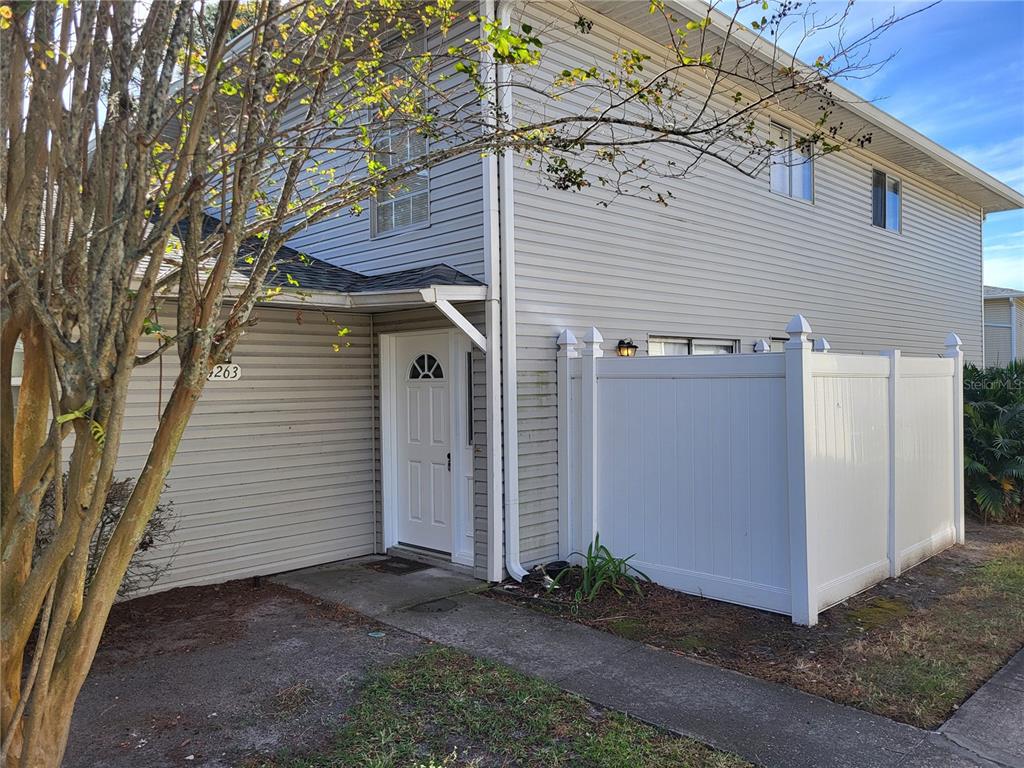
{"left": 395, "top": 333, "right": 452, "bottom": 553}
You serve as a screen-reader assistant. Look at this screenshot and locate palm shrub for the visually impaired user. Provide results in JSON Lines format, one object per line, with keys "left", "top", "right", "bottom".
{"left": 963, "top": 361, "right": 1024, "bottom": 524}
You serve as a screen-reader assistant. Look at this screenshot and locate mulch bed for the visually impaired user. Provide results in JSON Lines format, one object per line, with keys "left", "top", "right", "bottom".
{"left": 488, "top": 521, "right": 1024, "bottom": 728}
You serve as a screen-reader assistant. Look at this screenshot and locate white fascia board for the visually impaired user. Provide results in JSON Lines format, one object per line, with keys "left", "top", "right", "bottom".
{"left": 662, "top": 0, "right": 1024, "bottom": 212}
{"left": 261, "top": 284, "right": 487, "bottom": 311}
{"left": 419, "top": 285, "right": 489, "bottom": 303}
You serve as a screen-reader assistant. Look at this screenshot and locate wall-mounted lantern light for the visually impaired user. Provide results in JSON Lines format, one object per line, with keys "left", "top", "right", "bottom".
{"left": 616, "top": 338, "right": 638, "bottom": 357}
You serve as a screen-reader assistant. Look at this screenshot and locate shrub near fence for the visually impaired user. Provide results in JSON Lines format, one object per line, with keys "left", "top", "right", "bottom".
{"left": 558, "top": 316, "right": 965, "bottom": 626}
{"left": 964, "top": 361, "right": 1024, "bottom": 524}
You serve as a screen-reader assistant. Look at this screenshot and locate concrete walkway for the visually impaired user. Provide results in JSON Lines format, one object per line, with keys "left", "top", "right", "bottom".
{"left": 940, "top": 649, "right": 1024, "bottom": 768}
{"left": 276, "top": 559, "right": 1021, "bottom": 768}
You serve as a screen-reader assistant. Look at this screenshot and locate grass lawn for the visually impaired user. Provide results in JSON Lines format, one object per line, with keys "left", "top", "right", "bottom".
{"left": 492, "top": 523, "right": 1024, "bottom": 729}
{"left": 249, "top": 647, "right": 753, "bottom": 768}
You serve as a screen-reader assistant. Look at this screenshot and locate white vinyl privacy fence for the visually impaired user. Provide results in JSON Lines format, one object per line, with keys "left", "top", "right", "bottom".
{"left": 557, "top": 316, "right": 964, "bottom": 625}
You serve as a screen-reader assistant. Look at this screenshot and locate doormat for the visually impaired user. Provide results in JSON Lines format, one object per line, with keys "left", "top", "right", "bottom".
{"left": 364, "top": 557, "right": 433, "bottom": 575}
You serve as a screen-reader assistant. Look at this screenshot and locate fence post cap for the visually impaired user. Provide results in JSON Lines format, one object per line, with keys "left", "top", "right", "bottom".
{"left": 753, "top": 338, "right": 771, "bottom": 353}
{"left": 813, "top": 337, "right": 831, "bottom": 353}
{"left": 582, "top": 327, "right": 603, "bottom": 344}
{"left": 944, "top": 332, "right": 962, "bottom": 350}
{"left": 785, "top": 314, "right": 812, "bottom": 335}
{"left": 557, "top": 329, "right": 578, "bottom": 347}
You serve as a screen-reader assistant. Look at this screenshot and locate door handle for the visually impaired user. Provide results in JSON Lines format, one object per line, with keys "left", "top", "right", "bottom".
{"left": 447, "top": 452, "right": 451, "bottom": 472}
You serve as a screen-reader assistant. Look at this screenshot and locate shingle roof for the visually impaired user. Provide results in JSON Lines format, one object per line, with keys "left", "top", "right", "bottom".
{"left": 984, "top": 285, "right": 1024, "bottom": 300}
{"left": 180, "top": 214, "right": 483, "bottom": 294}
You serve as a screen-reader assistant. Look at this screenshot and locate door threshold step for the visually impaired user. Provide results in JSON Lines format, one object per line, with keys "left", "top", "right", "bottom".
{"left": 387, "top": 545, "right": 474, "bottom": 576}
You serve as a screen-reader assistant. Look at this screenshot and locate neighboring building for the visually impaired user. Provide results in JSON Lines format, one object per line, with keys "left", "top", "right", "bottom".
{"left": 114, "top": 1, "right": 1024, "bottom": 597}
{"left": 984, "top": 286, "right": 1024, "bottom": 365}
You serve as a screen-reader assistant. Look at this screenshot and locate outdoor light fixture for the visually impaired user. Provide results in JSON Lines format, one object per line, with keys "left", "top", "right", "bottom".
{"left": 616, "top": 338, "right": 638, "bottom": 357}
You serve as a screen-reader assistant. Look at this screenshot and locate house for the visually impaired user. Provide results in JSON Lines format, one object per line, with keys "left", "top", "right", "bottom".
{"left": 120, "top": 1, "right": 1024, "bottom": 606}
{"left": 983, "top": 286, "right": 1024, "bottom": 365}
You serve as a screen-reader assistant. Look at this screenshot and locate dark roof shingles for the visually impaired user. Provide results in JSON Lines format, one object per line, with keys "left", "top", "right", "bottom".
{"left": 184, "top": 214, "right": 482, "bottom": 294}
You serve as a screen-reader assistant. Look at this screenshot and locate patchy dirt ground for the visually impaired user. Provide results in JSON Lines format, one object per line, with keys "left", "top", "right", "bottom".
{"left": 67, "top": 578, "right": 426, "bottom": 768}
{"left": 490, "top": 522, "right": 1024, "bottom": 728}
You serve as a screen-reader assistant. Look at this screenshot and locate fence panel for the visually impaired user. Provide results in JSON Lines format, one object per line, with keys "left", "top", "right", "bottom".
{"left": 559, "top": 320, "right": 964, "bottom": 625}
{"left": 807, "top": 354, "right": 891, "bottom": 610}
{"left": 895, "top": 356, "right": 957, "bottom": 570}
{"left": 591, "top": 354, "right": 791, "bottom": 613}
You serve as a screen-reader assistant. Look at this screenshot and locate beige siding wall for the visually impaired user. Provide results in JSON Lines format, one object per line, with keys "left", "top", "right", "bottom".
{"left": 1018, "top": 299, "right": 1024, "bottom": 361}
{"left": 984, "top": 297, "right": 1023, "bottom": 365}
{"left": 509, "top": 2, "right": 985, "bottom": 567}
{"left": 985, "top": 326, "right": 1013, "bottom": 367}
{"left": 120, "top": 302, "right": 491, "bottom": 594}
{"left": 123, "top": 307, "right": 376, "bottom": 593}
{"left": 986, "top": 298, "right": 1012, "bottom": 326}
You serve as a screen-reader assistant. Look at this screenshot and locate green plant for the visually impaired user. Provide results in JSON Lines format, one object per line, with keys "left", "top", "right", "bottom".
{"left": 553, "top": 533, "right": 650, "bottom": 603}
{"left": 963, "top": 361, "right": 1024, "bottom": 524}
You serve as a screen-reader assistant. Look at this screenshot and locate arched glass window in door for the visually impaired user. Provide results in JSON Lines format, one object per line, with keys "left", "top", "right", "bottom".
{"left": 409, "top": 353, "right": 444, "bottom": 380}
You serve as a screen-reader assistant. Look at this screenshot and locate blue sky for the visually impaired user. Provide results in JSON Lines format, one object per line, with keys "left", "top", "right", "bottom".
{"left": 746, "top": 0, "right": 1024, "bottom": 288}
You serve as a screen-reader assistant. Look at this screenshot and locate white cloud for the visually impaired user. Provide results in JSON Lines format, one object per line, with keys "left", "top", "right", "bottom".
{"left": 956, "top": 137, "right": 1024, "bottom": 192}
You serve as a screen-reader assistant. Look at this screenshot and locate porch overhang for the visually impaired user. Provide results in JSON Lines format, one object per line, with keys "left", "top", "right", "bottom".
{"left": 266, "top": 284, "right": 489, "bottom": 352}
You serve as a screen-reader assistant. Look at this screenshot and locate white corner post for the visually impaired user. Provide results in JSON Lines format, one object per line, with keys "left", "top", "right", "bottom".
{"left": 885, "top": 348, "right": 902, "bottom": 577}
{"left": 946, "top": 332, "right": 965, "bottom": 544}
{"left": 784, "top": 314, "right": 818, "bottom": 626}
{"left": 580, "top": 328, "right": 603, "bottom": 553}
{"left": 556, "top": 330, "right": 579, "bottom": 560}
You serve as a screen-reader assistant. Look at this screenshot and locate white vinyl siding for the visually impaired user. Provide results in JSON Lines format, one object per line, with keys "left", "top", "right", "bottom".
{"left": 120, "top": 307, "right": 376, "bottom": 593}
{"left": 281, "top": 11, "right": 485, "bottom": 279}
{"left": 507, "top": 1, "right": 984, "bottom": 569}
{"left": 984, "top": 297, "right": 1022, "bottom": 365}
{"left": 1018, "top": 298, "right": 1024, "bottom": 361}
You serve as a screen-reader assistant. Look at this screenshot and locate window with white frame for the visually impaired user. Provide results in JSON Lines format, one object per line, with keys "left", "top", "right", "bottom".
{"left": 769, "top": 121, "right": 813, "bottom": 201}
{"left": 872, "top": 169, "right": 901, "bottom": 232}
{"left": 647, "top": 336, "right": 738, "bottom": 356}
{"left": 373, "top": 126, "right": 429, "bottom": 236}
{"left": 371, "top": 34, "right": 429, "bottom": 237}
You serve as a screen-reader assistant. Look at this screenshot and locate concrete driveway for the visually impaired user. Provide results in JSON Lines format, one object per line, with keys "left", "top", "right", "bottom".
{"left": 67, "top": 570, "right": 427, "bottom": 768}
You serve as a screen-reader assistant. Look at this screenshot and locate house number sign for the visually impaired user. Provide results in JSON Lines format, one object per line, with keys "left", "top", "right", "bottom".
{"left": 208, "top": 363, "right": 242, "bottom": 381}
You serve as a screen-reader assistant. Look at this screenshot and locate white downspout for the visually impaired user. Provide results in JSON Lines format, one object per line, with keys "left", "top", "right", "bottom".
{"left": 481, "top": 0, "right": 505, "bottom": 581}
{"left": 1011, "top": 298, "right": 1019, "bottom": 362}
{"left": 497, "top": 0, "right": 528, "bottom": 581}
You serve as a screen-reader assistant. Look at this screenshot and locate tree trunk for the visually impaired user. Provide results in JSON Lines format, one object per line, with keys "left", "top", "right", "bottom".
{"left": 9, "top": 376, "right": 202, "bottom": 768}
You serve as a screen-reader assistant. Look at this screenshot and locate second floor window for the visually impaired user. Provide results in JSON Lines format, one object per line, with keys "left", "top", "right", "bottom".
{"left": 769, "top": 121, "right": 813, "bottom": 201}
{"left": 872, "top": 169, "right": 901, "bottom": 232}
{"left": 373, "top": 126, "right": 429, "bottom": 236}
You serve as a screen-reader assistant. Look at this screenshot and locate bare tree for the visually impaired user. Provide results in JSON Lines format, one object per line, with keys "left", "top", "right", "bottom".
{"left": 0, "top": 0, "right": 916, "bottom": 764}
